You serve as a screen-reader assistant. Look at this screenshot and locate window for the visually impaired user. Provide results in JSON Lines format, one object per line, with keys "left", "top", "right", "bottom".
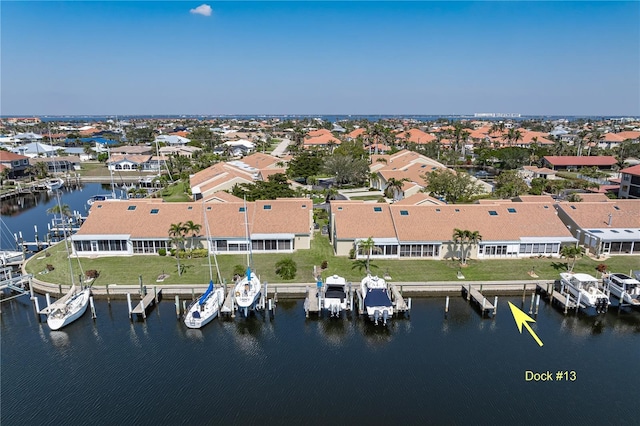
{"left": 127, "top": 205, "right": 136, "bottom": 211}
{"left": 263, "top": 205, "right": 271, "bottom": 210}
{"left": 400, "top": 210, "right": 408, "bottom": 216}
{"left": 507, "top": 208, "right": 517, "bottom": 213}
{"left": 374, "top": 207, "right": 382, "bottom": 212}
{"left": 488, "top": 211, "right": 498, "bottom": 216}
{"left": 150, "top": 209, "right": 159, "bottom": 214}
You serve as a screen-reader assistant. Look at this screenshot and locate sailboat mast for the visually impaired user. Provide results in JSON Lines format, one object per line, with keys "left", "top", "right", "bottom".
{"left": 243, "top": 197, "right": 251, "bottom": 267}
{"left": 56, "top": 191, "right": 76, "bottom": 288}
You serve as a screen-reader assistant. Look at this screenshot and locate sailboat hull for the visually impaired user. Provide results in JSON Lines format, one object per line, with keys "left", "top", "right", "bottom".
{"left": 184, "top": 288, "right": 225, "bottom": 329}
{"left": 47, "top": 288, "right": 91, "bottom": 330}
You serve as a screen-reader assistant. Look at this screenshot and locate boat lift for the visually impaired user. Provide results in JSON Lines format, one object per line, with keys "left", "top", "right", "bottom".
{"left": 221, "top": 280, "right": 275, "bottom": 319}
{"left": 304, "top": 280, "right": 354, "bottom": 318}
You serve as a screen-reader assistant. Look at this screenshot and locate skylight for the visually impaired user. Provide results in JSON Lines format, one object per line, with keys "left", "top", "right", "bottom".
{"left": 374, "top": 207, "right": 382, "bottom": 212}
{"left": 187, "top": 206, "right": 193, "bottom": 210}
{"left": 570, "top": 206, "right": 576, "bottom": 210}
{"left": 400, "top": 210, "right": 408, "bottom": 216}
{"left": 613, "top": 206, "right": 620, "bottom": 211}
{"left": 239, "top": 207, "right": 245, "bottom": 212}
{"left": 150, "top": 209, "right": 159, "bottom": 214}
{"left": 264, "top": 205, "right": 271, "bottom": 210}
{"left": 507, "top": 208, "right": 517, "bottom": 213}
{"left": 488, "top": 210, "right": 498, "bottom": 216}
{"left": 127, "top": 206, "right": 136, "bottom": 211}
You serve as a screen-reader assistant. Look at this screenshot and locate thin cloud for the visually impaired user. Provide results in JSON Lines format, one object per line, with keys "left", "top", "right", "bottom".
{"left": 190, "top": 4, "right": 212, "bottom": 17}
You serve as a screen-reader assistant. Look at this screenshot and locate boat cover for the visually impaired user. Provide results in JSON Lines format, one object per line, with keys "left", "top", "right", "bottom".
{"left": 364, "top": 288, "right": 392, "bottom": 308}
{"left": 325, "top": 286, "right": 346, "bottom": 301}
{"left": 198, "top": 280, "right": 213, "bottom": 305}
{"left": 192, "top": 311, "right": 201, "bottom": 319}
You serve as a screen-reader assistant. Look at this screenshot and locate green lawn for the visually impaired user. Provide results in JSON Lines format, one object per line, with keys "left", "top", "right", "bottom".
{"left": 25, "top": 235, "right": 640, "bottom": 287}
{"left": 160, "top": 181, "right": 191, "bottom": 202}
{"left": 349, "top": 195, "right": 384, "bottom": 201}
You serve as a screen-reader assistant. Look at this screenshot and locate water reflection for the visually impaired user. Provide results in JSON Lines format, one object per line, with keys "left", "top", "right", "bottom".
{"left": 49, "top": 330, "right": 70, "bottom": 349}
{"left": 314, "top": 317, "right": 352, "bottom": 348}
{"left": 185, "top": 329, "right": 204, "bottom": 341}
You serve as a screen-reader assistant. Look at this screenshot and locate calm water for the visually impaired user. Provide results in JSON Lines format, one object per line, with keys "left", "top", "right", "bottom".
{"left": 1, "top": 295, "right": 639, "bottom": 425}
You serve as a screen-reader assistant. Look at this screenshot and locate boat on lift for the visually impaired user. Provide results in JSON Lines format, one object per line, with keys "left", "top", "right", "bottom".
{"left": 360, "top": 274, "right": 393, "bottom": 325}
{"left": 184, "top": 202, "right": 225, "bottom": 328}
{"left": 233, "top": 198, "right": 261, "bottom": 317}
{"left": 560, "top": 272, "right": 609, "bottom": 313}
{"left": 604, "top": 273, "right": 640, "bottom": 307}
{"left": 321, "top": 274, "right": 349, "bottom": 317}
{"left": 45, "top": 177, "right": 65, "bottom": 191}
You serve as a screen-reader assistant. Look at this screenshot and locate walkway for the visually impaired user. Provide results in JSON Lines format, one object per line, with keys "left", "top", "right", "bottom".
{"left": 271, "top": 138, "right": 291, "bottom": 157}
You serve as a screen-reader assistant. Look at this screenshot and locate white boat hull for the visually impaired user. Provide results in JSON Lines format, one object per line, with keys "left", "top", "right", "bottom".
{"left": 234, "top": 272, "right": 261, "bottom": 314}
{"left": 47, "top": 288, "right": 91, "bottom": 330}
{"left": 361, "top": 275, "right": 394, "bottom": 325}
{"left": 560, "top": 273, "right": 609, "bottom": 311}
{"left": 184, "top": 287, "right": 225, "bottom": 329}
{"left": 605, "top": 275, "right": 640, "bottom": 306}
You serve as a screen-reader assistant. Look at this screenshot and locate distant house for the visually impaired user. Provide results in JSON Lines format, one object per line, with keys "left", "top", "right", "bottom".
{"left": 619, "top": 164, "right": 640, "bottom": 199}
{"left": 107, "top": 154, "right": 158, "bottom": 172}
{"left": 519, "top": 165, "right": 557, "bottom": 180}
{"left": 29, "top": 156, "right": 81, "bottom": 173}
{"left": 155, "top": 135, "right": 190, "bottom": 145}
{"left": 12, "top": 142, "right": 59, "bottom": 158}
{"left": 0, "top": 151, "right": 30, "bottom": 178}
{"left": 542, "top": 156, "right": 618, "bottom": 171}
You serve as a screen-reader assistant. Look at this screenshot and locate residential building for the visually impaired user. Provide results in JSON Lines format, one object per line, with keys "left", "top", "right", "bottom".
{"left": 619, "top": 164, "right": 640, "bottom": 199}
{"left": 555, "top": 200, "right": 640, "bottom": 256}
{"left": 542, "top": 156, "right": 618, "bottom": 171}
{"left": 0, "top": 151, "right": 30, "bottom": 178}
{"left": 72, "top": 198, "right": 313, "bottom": 257}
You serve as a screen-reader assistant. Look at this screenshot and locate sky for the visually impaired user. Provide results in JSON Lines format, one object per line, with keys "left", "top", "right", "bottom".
{"left": 1, "top": 1, "right": 639, "bottom": 116}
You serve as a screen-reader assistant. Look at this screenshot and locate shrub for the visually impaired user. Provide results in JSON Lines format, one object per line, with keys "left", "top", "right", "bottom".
{"left": 190, "top": 248, "right": 208, "bottom": 258}
{"left": 349, "top": 248, "right": 356, "bottom": 259}
{"left": 158, "top": 248, "right": 166, "bottom": 256}
{"left": 275, "top": 258, "right": 297, "bottom": 280}
{"left": 169, "top": 248, "right": 176, "bottom": 256}
{"left": 596, "top": 263, "right": 608, "bottom": 273}
{"left": 46, "top": 264, "right": 55, "bottom": 271}
{"left": 321, "top": 260, "right": 328, "bottom": 270}
{"left": 233, "top": 264, "right": 246, "bottom": 279}
{"left": 85, "top": 270, "right": 99, "bottom": 279}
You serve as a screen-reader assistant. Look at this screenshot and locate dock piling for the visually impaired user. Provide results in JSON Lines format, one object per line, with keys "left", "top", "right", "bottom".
{"left": 522, "top": 284, "right": 526, "bottom": 304}
{"left": 445, "top": 296, "right": 450, "bottom": 314}
{"left": 182, "top": 300, "right": 186, "bottom": 314}
{"left": 529, "top": 291, "right": 535, "bottom": 314}
{"left": 535, "top": 294, "right": 540, "bottom": 315}
{"left": 90, "top": 296, "right": 96, "bottom": 319}
{"left": 192, "top": 288, "right": 195, "bottom": 301}
{"left": 106, "top": 284, "right": 110, "bottom": 305}
{"left": 126, "top": 293, "right": 132, "bottom": 320}
{"left": 175, "top": 295, "right": 180, "bottom": 318}
{"left": 34, "top": 297, "right": 41, "bottom": 322}
{"left": 46, "top": 293, "right": 51, "bottom": 309}
{"left": 493, "top": 296, "right": 498, "bottom": 316}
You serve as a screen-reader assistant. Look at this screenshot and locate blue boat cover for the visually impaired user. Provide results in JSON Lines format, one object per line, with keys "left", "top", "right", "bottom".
{"left": 192, "top": 311, "right": 201, "bottom": 319}
{"left": 198, "top": 280, "right": 214, "bottom": 305}
{"left": 364, "top": 288, "right": 392, "bottom": 308}
{"left": 246, "top": 267, "right": 252, "bottom": 282}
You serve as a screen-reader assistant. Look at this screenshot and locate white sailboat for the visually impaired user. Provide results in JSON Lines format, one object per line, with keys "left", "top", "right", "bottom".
{"left": 233, "top": 199, "right": 261, "bottom": 317}
{"left": 184, "top": 203, "right": 225, "bottom": 329}
{"left": 47, "top": 193, "right": 90, "bottom": 330}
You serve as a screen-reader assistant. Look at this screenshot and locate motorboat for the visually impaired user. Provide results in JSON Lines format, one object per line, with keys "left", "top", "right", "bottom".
{"left": 46, "top": 285, "right": 91, "bottom": 330}
{"left": 321, "top": 274, "right": 349, "bottom": 317}
{"left": 234, "top": 267, "right": 261, "bottom": 317}
{"left": 360, "top": 274, "right": 393, "bottom": 325}
{"left": 184, "top": 280, "right": 226, "bottom": 328}
{"left": 560, "top": 272, "right": 609, "bottom": 313}
{"left": 46, "top": 177, "right": 64, "bottom": 191}
{"left": 604, "top": 273, "right": 640, "bottom": 306}
{"left": 87, "top": 194, "right": 116, "bottom": 206}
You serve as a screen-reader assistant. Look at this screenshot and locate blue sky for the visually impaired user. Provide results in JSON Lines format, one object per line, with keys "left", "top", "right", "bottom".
{"left": 2, "top": 1, "right": 639, "bottom": 116}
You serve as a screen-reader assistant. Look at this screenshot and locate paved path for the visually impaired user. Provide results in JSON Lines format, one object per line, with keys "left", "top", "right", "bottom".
{"left": 271, "top": 138, "right": 291, "bottom": 157}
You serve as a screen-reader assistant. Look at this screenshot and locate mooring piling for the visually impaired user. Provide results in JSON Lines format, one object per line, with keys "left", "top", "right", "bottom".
{"left": 175, "top": 295, "right": 180, "bottom": 319}
{"left": 90, "top": 296, "right": 96, "bottom": 319}
{"left": 126, "top": 293, "right": 132, "bottom": 320}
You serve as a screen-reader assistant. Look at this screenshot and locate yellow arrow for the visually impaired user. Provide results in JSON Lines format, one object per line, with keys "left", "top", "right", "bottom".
{"left": 508, "top": 302, "right": 543, "bottom": 347}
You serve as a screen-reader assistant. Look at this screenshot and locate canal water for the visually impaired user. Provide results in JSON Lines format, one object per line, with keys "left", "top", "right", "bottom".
{"left": 1, "top": 295, "right": 639, "bottom": 425}
{"left": 2, "top": 183, "right": 639, "bottom": 424}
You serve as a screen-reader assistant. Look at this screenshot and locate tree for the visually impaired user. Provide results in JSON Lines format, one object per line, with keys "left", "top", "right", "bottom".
{"left": 423, "top": 169, "right": 484, "bottom": 204}
{"left": 384, "top": 177, "right": 409, "bottom": 200}
{"left": 286, "top": 150, "right": 324, "bottom": 182}
{"left": 231, "top": 173, "right": 296, "bottom": 201}
{"left": 183, "top": 220, "right": 202, "bottom": 254}
{"left": 560, "top": 245, "right": 585, "bottom": 271}
{"left": 452, "top": 229, "right": 481, "bottom": 265}
{"left": 566, "top": 193, "right": 583, "bottom": 202}
{"left": 168, "top": 222, "right": 187, "bottom": 276}
{"left": 47, "top": 203, "right": 71, "bottom": 219}
{"left": 275, "top": 257, "right": 297, "bottom": 280}
{"left": 355, "top": 236, "right": 380, "bottom": 274}
{"left": 323, "top": 155, "right": 369, "bottom": 187}
{"left": 494, "top": 170, "right": 528, "bottom": 198}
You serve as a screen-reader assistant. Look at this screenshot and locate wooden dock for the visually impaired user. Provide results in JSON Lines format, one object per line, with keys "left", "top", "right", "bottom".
{"left": 389, "top": 284, "right": 409, "bottom": 313}
{"left": 536, "top": 282, "right": 578, "bottom": 313}
{"left": 221, "top": 288, "right": 235, "bottom": 315}
{"left": 131, "top": 289, "right": 161, "bottom": 319}
{"left": 463, "top": 285, "right": 495, "bottom": 316}
{"left": 303, "top": 286, "right": 319, "bottom": 317}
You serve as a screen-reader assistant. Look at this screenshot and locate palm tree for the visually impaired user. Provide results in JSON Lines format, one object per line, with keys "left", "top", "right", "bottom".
{"left": 168, "top": 222, "right": 187, "bottom": 276}
{"left": 466, "top": 231, "right": 482, "bottom": 264}
{"left": 47, "top": 203, "right": 71, "bottom": 219}
{"left": 356, "top": 236, "right": 380, "bottom": 274}
{"left": 452, "top": 228, "right": 467, "bottom": 264}
{"left": 560, "top": 245, "right": 585, "bottom": 272}
{"left": 183, "top": 220, "right": 202, "bottom": 254}
{"left": 384, "top": 177, "right": 409, "bottom": 201}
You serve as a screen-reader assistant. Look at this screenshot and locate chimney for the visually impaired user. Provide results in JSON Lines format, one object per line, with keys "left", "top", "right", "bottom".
{"left": 608, "top": 213, "right": 612, "bottom": 227}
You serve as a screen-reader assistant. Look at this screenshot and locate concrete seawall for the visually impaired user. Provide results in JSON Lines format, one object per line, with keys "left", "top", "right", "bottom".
{"left": 28, "top": 275, "right": 551, "bottom": 299}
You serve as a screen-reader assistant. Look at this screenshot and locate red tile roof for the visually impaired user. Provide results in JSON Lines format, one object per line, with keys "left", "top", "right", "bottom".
{"left": 620, "top": 164, "right": 640, "bottom": 176}
{"left": 543, "top": 156, "right": 618, "bottom": 166}
{"left": 0, "top": 151, "right": 29, "bottom": 161}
